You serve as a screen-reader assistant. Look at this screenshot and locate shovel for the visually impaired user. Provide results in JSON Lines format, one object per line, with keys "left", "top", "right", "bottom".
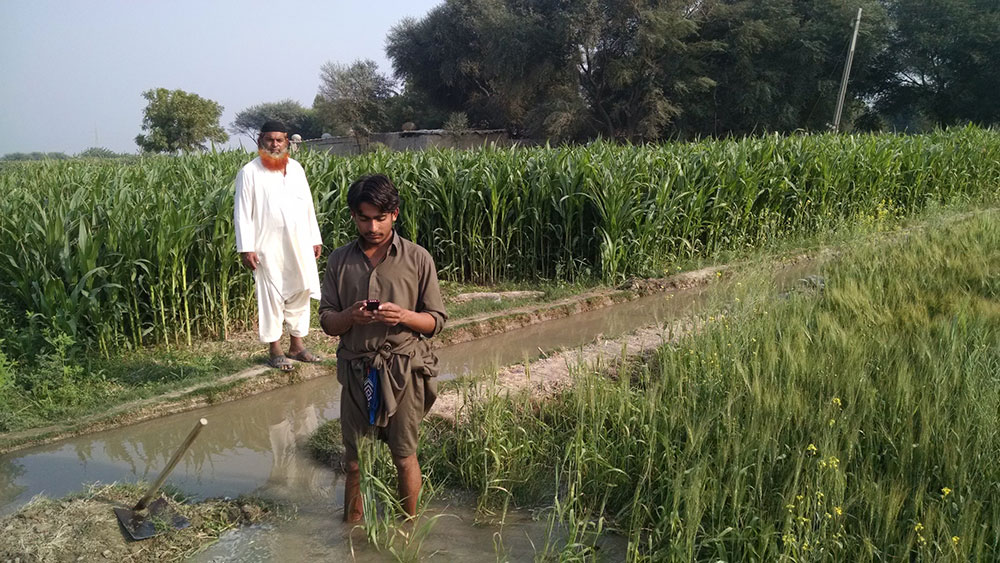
{"left": 115, "top": 417, "right": 207, "bottom": 540}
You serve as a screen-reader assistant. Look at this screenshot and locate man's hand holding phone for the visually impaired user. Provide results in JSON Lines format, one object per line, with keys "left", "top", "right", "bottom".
{"left": 369, "top": 301, "right": 407, "bottom": 326}
{"left": 349, "top": 299, "right": 379, "bottom": 324}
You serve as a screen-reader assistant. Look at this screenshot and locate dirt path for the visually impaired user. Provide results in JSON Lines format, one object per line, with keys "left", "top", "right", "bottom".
{"left": 431, "top": 310, "right": 703, "bottom": 421}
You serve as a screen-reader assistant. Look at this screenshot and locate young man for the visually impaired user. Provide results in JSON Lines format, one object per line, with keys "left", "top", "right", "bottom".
{"left": 318, "top": 174, "right": 447, "bottom": 522}
{"left": 234, "top": 120, "right": 323, "bottom": 371}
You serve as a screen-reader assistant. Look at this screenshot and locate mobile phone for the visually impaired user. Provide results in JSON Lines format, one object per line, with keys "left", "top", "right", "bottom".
{"left": 364, "top": 299, "right": 381, "bottom": 311}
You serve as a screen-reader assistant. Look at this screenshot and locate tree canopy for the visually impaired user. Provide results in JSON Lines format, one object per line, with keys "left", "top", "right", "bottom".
{"left": 223, "top": 0, "right": 996, "bottom": 143}
{"left": 383, "top": 0, "right": 994, "bottom": 138}
{"left": 314, "top": 60, "right": 398, "bottom": 136}
{"left": 230, "top": 99, "right": 323, "bottom": 142}
{"left": 76, "top": 147, "right": 123, "bottom": 159}
{"left": 135, "top": 88, "right": 228, "bottom": 153}
{"left": 871, "top": 0, "right": 1000, "bottom": 128}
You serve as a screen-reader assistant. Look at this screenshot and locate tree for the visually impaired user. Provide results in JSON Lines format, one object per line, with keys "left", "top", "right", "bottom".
{"left": 386, "top": 0, "right": 909, "bottom": 140}
{"left": 673, "top": 0, "right": 888, "bottom": 137}
{"left": 314, "top": 60, "right": 397, "bottom": 135}
{"left": 230, "top": 99, "right": 324, "bottom": 142}
{"left": 571, "top": 0, "right": 716, "bottom": 140}
{"left": 387, "top": 0, "right": 581, "bottom": 136}
{"left": 382, "top": 83, "right": 452, "bottom": 131}
{"left": 76, "top": 147, "right": 122, "bottom": 159}
{"left": 871, "top": 0, "right": 1000, "bottom": 128}
{"left": 387, "top": 0, "right": 716, "bottom": 141}
{"left": 134, "top": 88, "right": 228, "bottom": 153}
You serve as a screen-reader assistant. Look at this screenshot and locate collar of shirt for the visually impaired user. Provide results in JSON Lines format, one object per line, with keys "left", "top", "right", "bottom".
{"left": 350, "top": 229, "right": 401, "bottom": 260}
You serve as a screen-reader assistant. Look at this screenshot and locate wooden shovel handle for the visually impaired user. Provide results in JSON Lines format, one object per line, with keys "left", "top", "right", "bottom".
{"left": 134, "top": 418, "right": 207, "bottom": 511}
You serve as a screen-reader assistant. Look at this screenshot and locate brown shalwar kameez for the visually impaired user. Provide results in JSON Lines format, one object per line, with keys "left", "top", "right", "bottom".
{"left": 319, "top": 232, "right": 447, "bottom": 459}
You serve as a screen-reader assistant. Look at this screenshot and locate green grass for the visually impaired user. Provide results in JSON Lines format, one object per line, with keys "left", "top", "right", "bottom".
{"left": 352, "top": 435, "right": 447, "bottom": 561}
{"left": 308, "top": 420, "right": 346, "bottom": 470}
{"left": 419, "top": 209, "right": 1000, "bottom": 561}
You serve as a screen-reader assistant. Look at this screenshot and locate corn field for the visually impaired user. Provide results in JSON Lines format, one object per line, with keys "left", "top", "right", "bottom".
{"left": 0, "top": 127, "right": 998, "bottom": 352}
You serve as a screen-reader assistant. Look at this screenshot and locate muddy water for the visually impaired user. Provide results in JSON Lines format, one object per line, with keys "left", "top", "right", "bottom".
{"left": 0, "top": 271, "right": 811, "bottom": 559}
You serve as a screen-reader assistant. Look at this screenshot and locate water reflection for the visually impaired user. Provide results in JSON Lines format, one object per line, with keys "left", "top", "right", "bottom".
{"left": 0, "top": 373, "right": 345, "bottom": 516}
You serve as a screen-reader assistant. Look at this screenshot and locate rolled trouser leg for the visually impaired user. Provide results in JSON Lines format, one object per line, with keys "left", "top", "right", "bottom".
{"left": 255, "top": 272, "right": 285, "bottom": 343}
{"left": 284, "top": 289, "right": 312, "bottom": 338}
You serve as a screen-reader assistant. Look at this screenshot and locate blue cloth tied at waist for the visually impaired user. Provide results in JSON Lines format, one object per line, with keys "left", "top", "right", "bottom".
{"left": 364, "top": 367, "right": 380, "bottom": 425}
{"left": 337, "top": 337, "right": 424, "bottom": 427}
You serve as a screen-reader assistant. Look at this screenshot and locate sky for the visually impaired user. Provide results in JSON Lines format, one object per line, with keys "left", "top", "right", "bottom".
{"left": 0, "top": 0, "right": 443, "bottom": 155}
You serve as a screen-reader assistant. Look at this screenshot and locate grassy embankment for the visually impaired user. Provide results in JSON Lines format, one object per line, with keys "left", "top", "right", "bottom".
{"left": 0, "top": 127, "right": 997, "bottom": 436}
{"left": 366, "top": 210, "right": 1000, "bottom": 561}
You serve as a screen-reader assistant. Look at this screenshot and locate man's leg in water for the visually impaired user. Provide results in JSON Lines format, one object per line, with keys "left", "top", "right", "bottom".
{"left": 393, "top": 453, "right": 421, "bottom": 517}
{"left": 344, "top": 456, "right": 363, "bottom": 523}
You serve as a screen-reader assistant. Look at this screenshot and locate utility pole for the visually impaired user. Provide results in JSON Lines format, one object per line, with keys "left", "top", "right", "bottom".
{"left": 833, "top": 7, "right": 863, "bottom": 132}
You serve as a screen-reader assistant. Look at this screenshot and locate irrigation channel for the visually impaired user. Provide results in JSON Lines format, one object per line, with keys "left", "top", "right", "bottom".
{"left": 0, "top": 263, "right": 815, "bottom": 560}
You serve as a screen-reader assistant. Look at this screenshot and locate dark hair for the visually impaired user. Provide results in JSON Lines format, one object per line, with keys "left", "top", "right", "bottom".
{"left": 347, "top": 174, "right": 400, "bottom": 213}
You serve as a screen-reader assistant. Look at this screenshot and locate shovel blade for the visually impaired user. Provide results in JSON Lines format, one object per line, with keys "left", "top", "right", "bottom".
{"left": 114, "top": 496, "right": 190, "bottom": 541}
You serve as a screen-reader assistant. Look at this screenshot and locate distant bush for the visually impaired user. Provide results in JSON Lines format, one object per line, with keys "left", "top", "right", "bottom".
{"left": 1, "top": 152, "right": 70, "bottom": 161}
{"left": 76, "top": 147, "right": 125, "bottom": 159}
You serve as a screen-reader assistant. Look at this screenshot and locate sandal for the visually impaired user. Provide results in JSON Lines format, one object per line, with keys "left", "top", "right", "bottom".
{"left": 268, "top": 355, "right": 295, "bottom": 372}
{"left": 290, "top": 349, "right": 323, "bottom": 363}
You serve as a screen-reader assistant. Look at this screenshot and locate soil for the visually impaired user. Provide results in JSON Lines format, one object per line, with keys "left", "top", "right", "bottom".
{"left": 430, "top": 315, "right": 703, "bottom": 422}
{"left": 0, "top": 484, "right": 279, "bottom": 563}
{"left": 449, "top": 290, "right": 545, "bottom": 303}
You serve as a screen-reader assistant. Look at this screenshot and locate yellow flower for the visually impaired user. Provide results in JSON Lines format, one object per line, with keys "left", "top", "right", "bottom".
{"left": 941, "top": 487, "right": 952, "bottom": 497}
{"left": 807, "top": 443, "right": 818, "bottom": 455}
{"left": 914, "top": 522, "right": 924, "bottom": 533}
{"left": 832, "top": 397, "right": 842, "bottom": 407}
{"left": 834, "top": 506, "right": 843, "bottom": 516}
{"left": 829, "top": 418, "right": 836, "bottom": 426}
{"left": 952, "top": 536, "right": 960, "bottom": 546}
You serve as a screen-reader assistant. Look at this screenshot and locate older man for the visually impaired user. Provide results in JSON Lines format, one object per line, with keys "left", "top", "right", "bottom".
{"left": 234, "top": 120, "right": 323, "bottom": 371}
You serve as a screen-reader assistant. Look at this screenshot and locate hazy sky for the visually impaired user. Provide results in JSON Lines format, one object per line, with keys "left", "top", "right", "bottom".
{"left": 0, "top": 0, "right": 442, "bottom": 155}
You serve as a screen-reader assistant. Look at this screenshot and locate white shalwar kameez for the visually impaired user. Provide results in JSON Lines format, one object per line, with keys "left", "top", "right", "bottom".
{"left": 234, "top": 157, "right": 322, "bottom": 343}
